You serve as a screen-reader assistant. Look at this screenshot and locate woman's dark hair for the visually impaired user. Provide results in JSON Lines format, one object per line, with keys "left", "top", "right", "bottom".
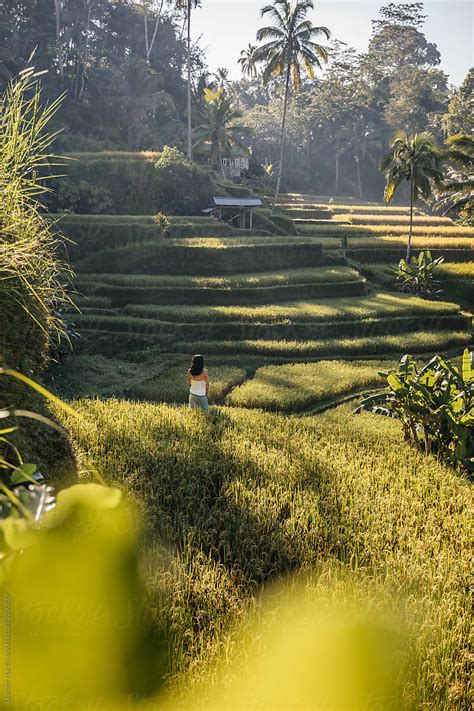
{"left": 189, "top": 354, "right": 204, "bottom": 377}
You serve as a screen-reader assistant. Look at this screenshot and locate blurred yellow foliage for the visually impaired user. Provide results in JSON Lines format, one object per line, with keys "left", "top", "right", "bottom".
{"left": 0, "top": 480, "right": 407, "bottom": 710}
{"left": 0, "top": 484, "right": 167, "bottom": 710}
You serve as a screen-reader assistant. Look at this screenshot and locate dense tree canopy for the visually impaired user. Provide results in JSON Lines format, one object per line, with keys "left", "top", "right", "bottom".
{"left": 0, "top": 0, "right": 470, "bottom": 199}
{"left": 0, "top": 0, "right": 196, "bottom": 150}
{"left": 237, "top": 3, "right": 461, "bottom": 198}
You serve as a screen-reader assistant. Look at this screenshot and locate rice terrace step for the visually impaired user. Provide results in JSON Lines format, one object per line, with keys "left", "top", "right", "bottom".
{"left": 69, "top": 199, "right": 473, "bottom": 362}
{"left": 76, "top": 266, "right": 367, "bottom": 306}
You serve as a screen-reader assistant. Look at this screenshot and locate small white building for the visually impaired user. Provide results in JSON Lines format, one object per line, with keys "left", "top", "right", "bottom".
{"left": 195, "top": 143, "right": 250, "bottom": 179}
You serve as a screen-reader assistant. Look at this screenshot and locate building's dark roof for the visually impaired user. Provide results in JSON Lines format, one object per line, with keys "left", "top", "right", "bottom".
{"left": 211, "top": 197, "right": 263, "bottom": 208}
{"left": 194, "top": 142, "right": 250, "bottom": 158}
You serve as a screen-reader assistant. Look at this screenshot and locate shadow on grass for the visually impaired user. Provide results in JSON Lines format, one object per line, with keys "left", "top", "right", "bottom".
{"left": 76, "top": 405, "right": 347, "bottom": 591}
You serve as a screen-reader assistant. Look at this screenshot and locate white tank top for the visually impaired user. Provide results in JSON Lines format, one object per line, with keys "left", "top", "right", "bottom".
{"left": 190, "top": 377, "right": 206, "bottom": 396}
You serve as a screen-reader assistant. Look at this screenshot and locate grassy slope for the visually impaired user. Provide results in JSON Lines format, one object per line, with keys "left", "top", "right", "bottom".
{"left": 227, "top": 359, "right": 392, "bottom": 412}
{"left": 50, "top": 354, "right": 248, "bottom": 404}
{"left": 120, "top": 293, "right": 461, "bottom": 324}
{"left": 281, "top": 203, "right": 423, "bottom": 214}
{"left": 100, "top": 233, "right": 471, "bottom": 252}
{"left": 438, "top": 264, "right": 474, "bottom": 312}
{"left": 76, "top": 266, "right": 361, "bottom": 289}
{"left": 48, "top": 354, "right": 169, "bottom": 399}
{"left": 74, "top": 241, "right": 324, "bottom": 276}
{"left": 438, "top": 262, "right": 474, "bottom": 278}
{"left": 167, "top": 330, "right": 471, "bottom": 357}
{"left": 360, "top": 262, "right": 474, "bottom": 314}
{"left": 61, "top": 400, "right": 472, "bottom": 708}
{"left": 296, "top": 223, "right": 474, "bottom": 237}
{"left": 319, "top": 237, "right": 474, "bottom": 252}
{"left": 161, "top": 233, "right": 474, "bottom": 247}
{"left": 51, "top": 198, "right": 473, "bottom": 708}
{"left": 333, "top": 213, "right": 453, "bottom": 226}
{"left": 130, "top": 364, "right": 246, "bottom": 403}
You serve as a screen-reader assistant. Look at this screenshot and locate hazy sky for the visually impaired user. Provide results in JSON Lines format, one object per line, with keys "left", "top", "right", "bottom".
{"left": 191, "top": 0, "right": 473, "bottom": 86}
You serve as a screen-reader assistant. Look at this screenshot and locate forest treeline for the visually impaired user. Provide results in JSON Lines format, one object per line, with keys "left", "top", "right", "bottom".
{"left": 1, "top": 1, "right": 472, "bottom": 197}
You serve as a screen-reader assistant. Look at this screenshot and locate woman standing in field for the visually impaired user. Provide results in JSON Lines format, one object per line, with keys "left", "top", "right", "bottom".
{"left": 188, "top": 354, "right": 209, "bottom": 412}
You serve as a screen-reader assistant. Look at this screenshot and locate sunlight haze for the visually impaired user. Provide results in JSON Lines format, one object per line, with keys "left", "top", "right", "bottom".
{"left": 192, "top": 0, "right": 473, "bottom": 85}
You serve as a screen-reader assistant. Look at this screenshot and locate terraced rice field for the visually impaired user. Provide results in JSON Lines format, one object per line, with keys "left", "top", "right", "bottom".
{"left": 278, "top": 195, "right": 474, "bottom": 258}
{"left": 61, "top": 398, "right": 472, "bottom": 708}
{"left": 61, "top": 195, "right": 472, "bottom": 400}
{"left": 227, "top": 359, "right": 392, "bottom": 412}
{"left": 49, "top": 193, "right": 472, "bottom": 710}
{"left": 363, "top": 262, "right": 474, "bottom": 313}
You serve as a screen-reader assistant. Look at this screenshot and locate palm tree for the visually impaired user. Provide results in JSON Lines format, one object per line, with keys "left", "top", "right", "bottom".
{"left": 380, "top": 131, "right": 443, "bottom": 260}
{"left": 253, "top": 0, "right": 330, "bottom": 207}
{"left": 213, "top": 67, "right": 231, "bottom": 90}
{"left": 194, "top": 87, "right": 249, "bottom": 178}
{"left": 176, "top": 0, "right": 201, "bottom": 161}
{"left": 238, "top": 44, "right": 258, "bottom": 78}
{"left": 435, "top": 134, "right": 474, "bottom": 222}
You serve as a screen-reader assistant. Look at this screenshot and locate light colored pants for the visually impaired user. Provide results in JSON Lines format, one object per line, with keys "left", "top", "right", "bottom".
{"left": 189, "top": 393, "right": 209, "bottom": 412}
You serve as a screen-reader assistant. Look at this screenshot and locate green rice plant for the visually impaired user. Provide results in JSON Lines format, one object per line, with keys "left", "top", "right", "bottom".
{"left": 282, "top": 207, "right": 331, "bottom": 220}
{"left": 227, "top": 359, "right": 394, "bottom": 412}
{"left": 61, "top": 399, "right": 472, "bottom": 706}
{"left": 57, "top": 214, "right": 218, "bottom": 226}
{"left": 438, "top": 262, "right": 474, "bottom": 278}
{"left": 49, "top": 353, "right": 249, "bottom": 404}
{"left": 321, "top": 204, "right": 423, "bottom": 214}
{"left": 76, "top": 266, "right": 361, "bottom": 290}
{"left": 335, "top": 213, "right": 453, "bottom": 226}
{"left": 122, "top": 293, "right": 462, "bottom": 325}
{"left": 78, "top": 279, "right": 367, "bottom": 308}
{"left": 73, "top": 311, "right": 469, "bottom": 344}
{"left": 91, "top": 279, "right": 367, "bottom": 307}
{"left": 366, "top": 234, "right": 474, "bottom": 248}
{"left": 82, "top": 231, "right": 469, "bottom": 252}
{"left": 357, "top": 350, "right": 474, "bottom": 472}
{"left": 0, "top": 70, "right": 71, "bottom": 371}
{"left": 74, "top": 242, "right": 325, "bottom": 276}
{"left": 49, "top": 354, "right": 166, "bottom": 399}
{"left": 63, "top": 221, "right": 236, "bottom": 257}
{"left": 130, "top": 364, "right": 246, "bottom": 404}
{"left": 345, "top": 245, "right": 474, "bottom": 265}
{"left": 296, "top": 222, "right": 474, "bottom": 238}
{"left": 65, "top": 151, "right": 161, "bottom": 161}
{"left": 167, "top": 330, "right": 471, "bottom": 357}
{"left": 164, "top": 235, "right": 314, "bottom": 247}
{"left": 73, "top": 294, "right": 112, "bottom": 309}
{"left": 281, "top": 202, "right": 420, "bottom": 213}
{"left": 434, "top": 262, "right": 474, "bottom": 310}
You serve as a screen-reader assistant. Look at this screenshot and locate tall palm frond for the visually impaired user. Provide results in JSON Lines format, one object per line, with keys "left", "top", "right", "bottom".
{"left": 435, "top": 133, "right": 474, "bottom": 221}
{"left": 380, "top": 131, "right": 443, "bottom": 259}
{"left": 380, "top": 131, "right": 443, "bottom": 261}
{"left": 193, "top": 87, "right": 250, "bottom": 177}
{"left": 251, "top": 0, "right": 330, "bottom": 206}
{"left": 238, "top": 45, "right": 258, "bottom": 78}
